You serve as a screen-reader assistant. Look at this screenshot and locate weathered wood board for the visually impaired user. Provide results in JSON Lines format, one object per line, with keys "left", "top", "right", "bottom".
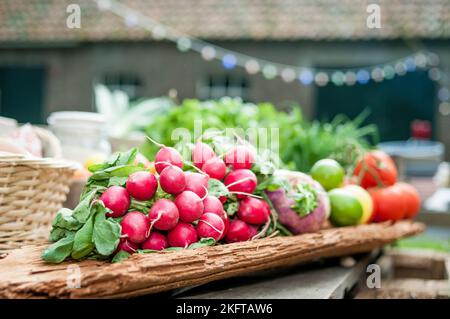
{"left": 182, "top": 252, "right": 380, "bottom": 299}
{"left": 0, "top": 221, "right": 424, "bottom": 299}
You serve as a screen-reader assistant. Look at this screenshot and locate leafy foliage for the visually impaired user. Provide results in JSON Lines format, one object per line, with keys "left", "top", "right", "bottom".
{"left": 283, "top": 110, "right": 378, "bottom": 172}
{"left": 289, "top": 183, "right": 318, "bottom": 217}
{"left": 143, "top": 98, "right": 377, "bottom": 172}
{"left": 93, "top": 212, "right": 121, "bottom": 256}
{"left": 187, "top": 237, "right": 216, "bottom": 249}
{"left": 42, "top": 234, "right": 75, "bottom": 264}
{"left": 111, "top": 250, "right": 131, "bottom": 263}
{"left": 42, "top": 149, "right": 143, "bottom": 264}
{"left": 207, "top": 179, "right": 229, "bottom": 198}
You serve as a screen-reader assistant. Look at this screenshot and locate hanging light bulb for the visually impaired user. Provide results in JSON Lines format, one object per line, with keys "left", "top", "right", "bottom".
{"left": 394, "top": 62, "right": 407, "bottom": 76}
{"left": 201, "top": 46, "right": 216, "bottom": 61}
{"left": 356, "top": 70, "right": 370, "bottom": 84}
{"left": 371, "top": 67, "right": 384, "bottom": 82}
{"left": 438, "top": 87, "right": 449, "bottom": 102}
{"left": 222, "top": 54, "right": 237, "bottom": 69}
{"left": 152, "top": 25, "right": 167, "bottom": 40}
{"left": 344, "top": 71, "right": 357, "bottom": 86}
{"left": 299, "top": 69, "right": 314, "bottom": 86}
{"left": 97, "top": 0, "right": 111, "bottom": 11}
{"left": 124, "top": 13, "right": 138, "bottom": 27}
{"left": 245, "top": 59, "right": 260, "bottom": 74}
{"left": 414, "top": 53, "right": 427, "bottom": 68}
{"left": 315, "top": 72, "right": 329, "bottom": 86}
{"left": 262, "top": 64, "right": 277, "bottom": 79}
{"left": 428, "top": 68, "right": 441, "bottom": 81}
{"left": 439, "top": 102, "right": 450, "bottom": 116}
{"left": 427, "top": 52, "right": 440, "bottom": 67}
{"left": 176, "top": 37, "right": 192, "bottom": 52}
{"left": 331, "top": 72, "right": 345, "bottom": 86}
{"left": 383, "top": 65, "right": 395, "bottom": 80}
{"left": 404, "top": 57, "right": 416, "bottom": 72}
{"left": 280, "top": 68, "right": 296, "bottom": 82}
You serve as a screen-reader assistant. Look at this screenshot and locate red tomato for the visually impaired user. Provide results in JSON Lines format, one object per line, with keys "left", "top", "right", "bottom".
{"left": 396, "top": 182, "right": 421, "bottom": 219}
{"left": 368, "top": 184, "right": 407, "bottom": 222}
{"left": 353, "top": 150, "right": 398, "bottom": 189}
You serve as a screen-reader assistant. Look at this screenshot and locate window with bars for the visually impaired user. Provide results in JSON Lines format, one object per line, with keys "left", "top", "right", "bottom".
{"left": 101, "top": 73, "right": 142, "bottom": 100}
{"left": 197, "top": 74, "right": 249, "bottom": 100}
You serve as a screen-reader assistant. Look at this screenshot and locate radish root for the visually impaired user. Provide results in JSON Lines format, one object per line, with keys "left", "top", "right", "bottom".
{"left": 147, "top": 210, "right": 163, "bottom": 237}
{"left": 251, "top": 217, "right": 271, "bottom": 240}
{"left": 184, "top": 162, "right": 208, "bottom": 175}
{"left": 199, "top": 185, "right": 209, "bottom": 201}
{"left": 124, "top": 240, "right": 137, "bottom": 253}
{"left": 153, "top": 160, "right": 174, "bottom": 167}
{"left": 229, "top": 191, "right": 262, "bottom": 199}
{"left": 199, "top": 219, "right": 223, "bottom": 238}
{"left": 225, "top": 177, "right": 253, "bottom": 189}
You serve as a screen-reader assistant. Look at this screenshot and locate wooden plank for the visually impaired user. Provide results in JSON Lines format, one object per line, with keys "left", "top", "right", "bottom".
{"left": 0, "top": 221, "right": 424, "bottom": 299}
{"left": 180, "top": 253, "right": 378, "bottom": 299}
{"left": 356, "top": 278, "right": 450, "bottom": 299}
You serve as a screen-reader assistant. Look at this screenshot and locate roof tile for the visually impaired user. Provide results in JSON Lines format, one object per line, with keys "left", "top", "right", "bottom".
{"left": 0, "top": 0, "right": 449, "bottom": 42}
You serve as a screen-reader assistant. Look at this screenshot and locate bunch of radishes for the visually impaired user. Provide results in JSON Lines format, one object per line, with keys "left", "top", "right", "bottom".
{"left": 97, "top": 140, "right": 273, "bottom": 258}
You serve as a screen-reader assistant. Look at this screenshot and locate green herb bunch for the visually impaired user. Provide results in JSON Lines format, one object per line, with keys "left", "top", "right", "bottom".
{"left": 42, "top": 149, "right": 145, "bottom": 263}
{"left": 143, "top": 98, "right": 377, "bottom": 173}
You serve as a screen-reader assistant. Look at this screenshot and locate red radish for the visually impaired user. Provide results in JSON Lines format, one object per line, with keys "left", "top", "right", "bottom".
{"left": 225, "top": 219, "right": 251, "bottom": 243}
{"left": 185, "top": 172, "right": 209, "bottom": 198}
{"left": 248, "top": 225, "right": 259, "bottom": 238}
{"left": 224, "top": 169, "right": 257, "bottom": 199}
{"left": 237, "top": 197, "right": 270, "bottom": 225}
{"left": 175, "top": 190, "right": 204, "bottom": 222}
{"left": 203, "top": 196, "right": 229, "bottom": 240}
{"left": 141, "top": 231, "right": 168, "bottom": 251}
{"left": 202, "top": 157, "right": 226, "bottom": 180}
{"left": 221, "top": 214, "right": 230, "bottom": 240}
{"left": 203, "top": 196, "right": 224, "bottom": 216}
{"left": 192, "top": 141, "right": 216, "bottom": 168}
{"left": 148, "top": 199, "right": 179, "bottom": 230}
{"left": 121, "top": 211, "right": 150, "bottom": 244}
{"left": 99, "top": 186, "right": 130, "bottom": 218}
{"left": 154, "top": 146, "right": 183, "bottom": 174}
{"left": 115, "top": 238, "right": 138, "bottom": 254}
{"left": 225, "top": 145, "right": 254, "bottom": 170}
{"left": 214, "top": 209, "right": 230, "bottom": 240}
{"left": 126, "top": 171, "right": 158, "bottom": 201}
{"left": 197, "top": 213, "right": 225, "bottom": 241}
{"left": 219, "top": 196, "right": 227, "bottom": 204}
{"left": 159, "top": 165, "right": 186, "bottom": 195}
{"left": 167, "top": 222, "right": 198, "bottom": 248}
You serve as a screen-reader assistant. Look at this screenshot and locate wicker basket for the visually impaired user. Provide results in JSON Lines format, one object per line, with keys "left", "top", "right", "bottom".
{"left": 0, "top": 153, "right": 78, "bottom": 252}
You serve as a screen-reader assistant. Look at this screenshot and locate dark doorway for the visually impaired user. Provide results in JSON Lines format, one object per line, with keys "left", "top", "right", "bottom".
{"left": 316, "top": 70, "right": 436, "bottom": 141}
{"left": 0, "top": 66, "right": 45, "bottom": 124}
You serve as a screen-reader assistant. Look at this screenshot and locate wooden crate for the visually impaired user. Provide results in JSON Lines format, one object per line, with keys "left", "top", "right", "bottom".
{"left": 356, "top": 249, "right": 450, "bottom": 299}
{"left": 0, "top": 220, "right": 424, "bottom": 299}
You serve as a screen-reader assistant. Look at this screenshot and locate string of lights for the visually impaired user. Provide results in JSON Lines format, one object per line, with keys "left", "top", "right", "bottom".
{"left": 93, "top": 0, "right": 448, "bottom": 108}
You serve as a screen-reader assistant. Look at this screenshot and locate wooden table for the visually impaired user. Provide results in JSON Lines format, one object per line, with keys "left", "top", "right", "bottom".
{"left": 173, "top": 252, "right": 378, "bottom": 299}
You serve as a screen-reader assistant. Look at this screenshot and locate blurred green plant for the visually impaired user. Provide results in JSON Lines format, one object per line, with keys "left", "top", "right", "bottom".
{"left": 393, "top": 235, "right": 450, "bottom": 253}
{"left": 143, "top": 97, "right": 378, "bottom": 172}
{"left": 95, "top": 84, "right": 174, "bottom": 138}
{"left": 284, "top": 110, "right": 379, "bottom": 172}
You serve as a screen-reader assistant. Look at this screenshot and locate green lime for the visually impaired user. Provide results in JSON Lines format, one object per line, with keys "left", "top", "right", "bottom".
{"left": 328, "top": 188, "right": 363, "bottom": 227}
{"left": 310, "top": 159, "right": 345, "bottom": 191}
